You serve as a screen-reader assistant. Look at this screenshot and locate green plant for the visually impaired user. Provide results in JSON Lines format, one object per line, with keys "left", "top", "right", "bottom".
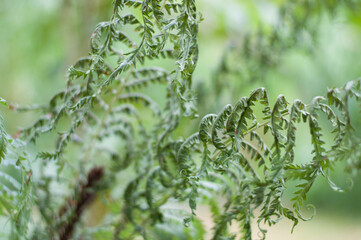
{"left": 0, "top": 1, "right": 361, "bottom": 240}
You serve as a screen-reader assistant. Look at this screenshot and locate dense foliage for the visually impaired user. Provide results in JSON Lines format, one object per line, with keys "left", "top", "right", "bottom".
{"left": 0, "top": 1, "right": 361, "bottom": 240}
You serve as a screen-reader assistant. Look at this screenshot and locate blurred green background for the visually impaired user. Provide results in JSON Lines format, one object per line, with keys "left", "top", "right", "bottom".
{"left": 0, "top": 0, "right": 361, "bottom": 239}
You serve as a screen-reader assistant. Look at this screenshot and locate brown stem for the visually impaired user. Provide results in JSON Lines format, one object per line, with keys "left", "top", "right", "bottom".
{"left": 57, "top": 166, "right": 104, "bottom": 240}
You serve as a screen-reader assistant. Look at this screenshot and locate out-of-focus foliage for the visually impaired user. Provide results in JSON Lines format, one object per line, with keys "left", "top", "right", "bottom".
{"left": 196, "top": 0, "right": 361, "bottom": 110}
{"left": 0, "top": 0, "right": 361, "bottom": 240}
{"left": 0, "top": 100, "right": 33, "bottom": 239}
